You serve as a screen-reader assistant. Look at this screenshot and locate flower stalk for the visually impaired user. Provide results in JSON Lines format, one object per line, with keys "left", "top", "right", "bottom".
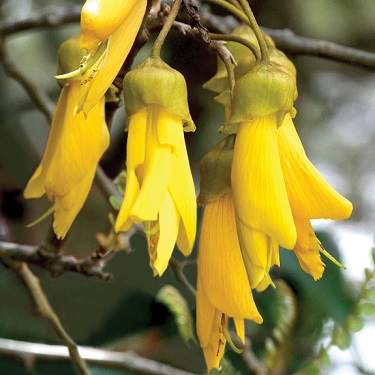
{"left": 150, "top": 0, "right": 183, "bottom": 60}
{"left": 237, "top": 0, "right": 269, "bottom": 62}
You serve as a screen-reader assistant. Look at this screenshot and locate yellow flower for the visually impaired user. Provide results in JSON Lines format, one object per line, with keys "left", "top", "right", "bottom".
{"left": 232, "top": 112, "right": 297, "bottom": 250}
{"left": 196, "top": 193, "right": 262, "bottom": 371}
{"left": 74, "top": 0, "right": 147, "bottom": 115}
{"left": 278, "top": 113, "right": 353, "bottom": 279}
{"left": 231, "top": 112, "right": 293, "bottom": 292}
{"left": 236, "top": 219, "right": 280, "bottom": 291}
{"left": 115, "top": 105, "right": 196, "bottom": 276}
{"left": 24, "top": 80, "right": 109, "bottom": 239}
{"left": 227, "top": 63, "right": 296, "bottom": 289}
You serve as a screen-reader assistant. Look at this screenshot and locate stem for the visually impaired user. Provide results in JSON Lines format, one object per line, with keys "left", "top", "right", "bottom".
{"left": 9, "top": 261, "right": 90, "bottom": 375}
{"left": 209, "top": 32, "right": 261, "bottom": 61}
{"left": 169, "top": 258, "right": 196, "bottom": 296}
{"left": 204, "top": 0, "right": 249, "bottom": 24}
{"left": 0, "top": 38, "right": 54, "bottom": 123}
{"left": 226, "top": 0, "right": 242, "bottom": 10}
{"left": 0, "top": 338, "right": 197, "bottom": 375}
{"left": 237, "top": 0, "right": 269, "bottom": 62}
{"left": 150, "top": 0, "right": 183, "bottom": 59}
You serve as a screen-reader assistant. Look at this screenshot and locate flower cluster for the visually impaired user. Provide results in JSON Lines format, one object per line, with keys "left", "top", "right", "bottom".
{"left": 24, "top": 0, "right": 196, "bottom": 274}
{"left": 197, "top": 24, "right": 353, "bottom": 370}
{"left": 23, "top": 2, "right": 353, "bottom": 373}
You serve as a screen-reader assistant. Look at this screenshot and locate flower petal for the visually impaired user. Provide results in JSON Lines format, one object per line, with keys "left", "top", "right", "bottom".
{"left": 196, "top": 274, "right": 217, "bottom": 348}
{"left": 44, "top": 83, "right": 109, "bottom": 197}
{"left": 237, "top": 219, "right": 279, "bottom": 291}
{"left": 78, "top": 0, "right": 147, "bottom": 115}
{"left": 129, "top": 107, "right": 172, "bottom": 222}
{"left": 232, "top": 114, "right": 296, "bottom": 249}
{"left": 233, "top": 318, "right": 245, "bottom": 344}
{"left": 198, "top": 194, "right": 262, "bottom": 323}
{"left": 24, "top": 85, "right": 70, "bottom": 199}
{"left": 156, "top": 108, "right": 196, "bottom": 255}
{"left": 80, "top": 0, "right": 141, "bottom": 49}
{"left": 196, "top": 277, "right": 226, "bottom": 371}
{"left": 278, "top": 114, "right": 353, "bottom": 220}
{"left": 53, "top": 165, "right": 97, "bottom": 239}
{"left": 293, "top": 217, "right": 325, "bottom": 280}
{"left": 115, "top": 169, "right": 140, "bottom": 231}
{"left": 151, "top": 193, "right": 180, "bottom": 276}
{"left": 115, "top": 109, "right": 146, "bottom": 231}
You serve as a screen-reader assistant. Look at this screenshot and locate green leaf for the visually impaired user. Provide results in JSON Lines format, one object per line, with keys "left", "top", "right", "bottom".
{"left": 109, "top": 195, "right": 121, "bottom": 211}
{"left": 358, "top": 302, "right": 375, "bottom": 317}
{"left": 332, "top": 325, "right": 350, "bottom": 349}
{"left": 218, "top": 358, "right": 242, "bottom": 375}
{"left": 371, "top": 247, "right": 375, "bottom": 265}
{"left": 365, "top": 287, "right": 375, "bottom": 303}
{"left": 108, "top": 212, "right": 115, "bottom": 225}
{"left": 364, "top": 268, "right": 373, "bottom": 280}
{"left": 115, "top": 170, "right": 127, "bottom": 196}
{"left": 345, "top": 315, "right": 365, "bottom": 333}
{"left": 155, "top": 285, "right": 196, "bottom": 344}
{"left": 318, "top": 346, "right": 331, "bottom": 366}
{"left": 296, "top": 362, "right": 320, "bottom": 375}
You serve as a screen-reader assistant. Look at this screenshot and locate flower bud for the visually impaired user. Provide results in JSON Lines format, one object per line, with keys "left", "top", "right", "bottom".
{"left": 123, "top": 58, "right": 195, "bottom": 131}
{"left": 198, "top": 135, "right": 235, "bottom": 204}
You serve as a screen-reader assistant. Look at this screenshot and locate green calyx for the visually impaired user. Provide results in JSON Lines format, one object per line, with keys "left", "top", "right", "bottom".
{"left": 123, "top": 57, "right": 195, "bottom": 132}
{"left": 56, "top": 35, "right": 85, "bottom": 87}
{"left": 203, "top": 24, "right": 275, "bottom": 93}
{"left": 197, "top": 135, "right": 235, "bottom": 204}
{"left": 225, "top": 62, "right": 296, "bottom": 132}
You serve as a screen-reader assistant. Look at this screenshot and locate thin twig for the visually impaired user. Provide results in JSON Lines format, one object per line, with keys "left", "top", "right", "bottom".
{"left": 240, "top": 341, "right": 267, "bottom": 375}
{"left": 0, "top": 241, "right": 112, "bottom": 280}
{"left": 95, "top": 166, "right": 123, "bottom": 202}
{"left": 0, "top": 38, "right": 55, "bottom": 122}
{"left": 170, "top": 20, "right": 235, "bottom": 65}
{"left": 6, "top": 261, "right": 90, "bottom": 375}
{"left": 0, "top": 5, "right": 374, "bottom": 70}
{"left": 0, "top": 338, "right": 198, "bottom": 375}
{"left": 263, "top": 27, "right": 375, "bottom": 70}
{"left": 0, "top": 5, "right": 81, "bottom": 37}
{"left": 169, "top": 258, "right": 197, "bottom": 296}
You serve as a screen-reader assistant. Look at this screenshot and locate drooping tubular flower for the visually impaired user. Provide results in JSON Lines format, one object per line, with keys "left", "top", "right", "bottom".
{"left": 115, "top": 58, "right": 196, "bottom": 276}
{"left": 57, "top": 0, "right": 147, "bottom": 116}
{"left": 24, "top": 36, "right": 109, "bottom": 239}
{"left": 278, "top": 113, "right": 353, "bottom": 279}
{"left": 197, "top": 136, "right": 262, "bottom": 371}
{"left": 226, "top": 62, "right": 297, "bottom": 289}
{"left": 227, "top": 58, "right": 352, "bottom": 285}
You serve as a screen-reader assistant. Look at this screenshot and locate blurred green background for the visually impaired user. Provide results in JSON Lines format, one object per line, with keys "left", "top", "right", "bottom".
{"left": 1, "top": 0, "right": 375, "bottom": 374}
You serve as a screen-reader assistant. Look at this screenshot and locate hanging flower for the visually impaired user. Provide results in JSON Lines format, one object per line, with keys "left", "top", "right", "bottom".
{"left": 229, "top": 63, "right": 298, "bottom": 248}
{"left": 57, "top": 0, "right": 147, "bottom": 116}
{"left": 278, "top": 113, "right": 353, "bottom": 279}
{"left": 24, "top": 37, "right": 109, "bottom": 239}
{"left": 196, "top": 193, "right": 263, "bottom": 370}
{"left": 115, "top": 58, "right": 196, "bottom": 276}
{"left": 197, "top": 136, "right": 262, "bottom": 370}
